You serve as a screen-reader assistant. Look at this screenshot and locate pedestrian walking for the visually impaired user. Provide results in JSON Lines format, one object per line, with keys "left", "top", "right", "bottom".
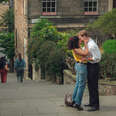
{"left": 14, "top": 53, "right": 26, "bottom": 83}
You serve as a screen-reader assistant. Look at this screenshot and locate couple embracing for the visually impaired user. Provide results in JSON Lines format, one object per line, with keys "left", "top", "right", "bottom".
{"left": 68, "top": 30, "right": 101, "bottom": 111}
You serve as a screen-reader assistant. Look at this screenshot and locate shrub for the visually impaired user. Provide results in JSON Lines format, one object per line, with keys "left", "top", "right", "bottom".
{"left": 46, "top": 47, "right": 65, "bottom": 77}
{"left": 28, "top": 19, "right": 67, "bottom": 80}
{"left": 88, "top": 8, "right": 116, "bottom": 38}
{"left": 102, "top": 39, "right": 116, "bottom": 54}
{"left": 100, "top": 39, "right": 116, "bottom": 80}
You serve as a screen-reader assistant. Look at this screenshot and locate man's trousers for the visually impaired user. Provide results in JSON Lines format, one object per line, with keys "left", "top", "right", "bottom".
{"left": 87, "top": 62, "right": 99, "bottom": 108}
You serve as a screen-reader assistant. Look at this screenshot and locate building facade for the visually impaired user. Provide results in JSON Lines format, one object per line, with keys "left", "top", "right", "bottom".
{"left": 0, "top": 2, "right": 9, "bottom": 31}
{"left": 14, "top": 0, "right": 116, "bottom": 79}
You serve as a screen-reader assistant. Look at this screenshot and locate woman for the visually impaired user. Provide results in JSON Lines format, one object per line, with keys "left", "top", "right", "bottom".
{"left": 14, "top": 53, "right": 26, "bottom": 83}
{"left": 0, "top": 56, "right": 9, "bottom": 83}
{"left": 68, "top": 36, "right": 89, "bottom": 111}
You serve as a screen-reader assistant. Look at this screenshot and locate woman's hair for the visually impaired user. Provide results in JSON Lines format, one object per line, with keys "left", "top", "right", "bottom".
{"left": 68, "top": 36, "right": 79, "bottom": 50}
{"left": 18, "top": 53, "right": 22, "bottom": 61}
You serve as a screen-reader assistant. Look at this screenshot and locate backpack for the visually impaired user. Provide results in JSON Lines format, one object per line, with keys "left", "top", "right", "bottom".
{"left": 14, "top": 59, "right": 25, "bottom": 71}
{"left": 0, "top": 57, "right": 6, "bottom": 69}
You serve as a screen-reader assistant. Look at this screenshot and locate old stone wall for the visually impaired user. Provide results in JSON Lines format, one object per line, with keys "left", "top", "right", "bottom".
{"left": 64, "top": 69, "right": 116, "bottom": 96}
{"left": 14, "top": 0, "right": 28, "bottom": 78}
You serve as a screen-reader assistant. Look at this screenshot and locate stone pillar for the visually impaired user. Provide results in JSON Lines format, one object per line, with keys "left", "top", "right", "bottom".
{"left": 108, "top": 0, "right": 113, "bottom": 11}
{"left": 38, "top": 66, "right": 41, "bottom": 80}
{"left": 24, "top": 38, "right": 28, "bottom": 79}
{"left": 32, "top": 63, "right": 41, "bottom": 80}
{"left": 32, "top": 63, "right": 36, "bottom": 80}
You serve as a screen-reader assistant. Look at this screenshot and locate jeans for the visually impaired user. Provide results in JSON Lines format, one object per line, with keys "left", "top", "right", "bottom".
{"left": 72, "top": 63, "right": 87, "bottom": 105}
{"left": 16, "top": 69, "right": 24, "bottom": 83}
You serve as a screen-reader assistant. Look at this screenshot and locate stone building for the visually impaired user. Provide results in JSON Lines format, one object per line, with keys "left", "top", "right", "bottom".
{"left": 0, "top": 2, "right": 9, "bottom": 31}
{"left": 14, "top": 0, "right": 116, "bottom": 79}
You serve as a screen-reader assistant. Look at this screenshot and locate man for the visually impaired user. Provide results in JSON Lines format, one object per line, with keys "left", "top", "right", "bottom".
{"left": 78, "top": 30, "right": 101, "bottom": 111}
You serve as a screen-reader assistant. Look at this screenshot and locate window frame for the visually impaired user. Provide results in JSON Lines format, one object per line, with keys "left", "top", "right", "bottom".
{"left": 84, "top": 0, "right": 98, "bottom": 15}
{"left": 41, "top": 0, "right": 56, "bottom": 16}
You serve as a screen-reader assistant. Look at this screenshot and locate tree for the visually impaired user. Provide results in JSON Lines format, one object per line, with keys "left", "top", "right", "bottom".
{"left": 0, "top": 3, "right": 14, "bottom": 71}
{"left": 28, "top": 19, "right": 68, "bottom": 80}
{"left": 0, "top": 32, "right": 15, "bottom": 72}
{"left": 88, "top": 8, "right": 116, "bottom": 38}
{"left": 100, "top": 40, "right": 116, "bottom": 79}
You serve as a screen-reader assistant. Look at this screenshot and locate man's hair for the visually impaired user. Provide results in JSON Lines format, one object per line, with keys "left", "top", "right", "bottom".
{"left": 78, "top": 30, "right": 88, "bottom": 37}
{"left": 68, "top": 36, "right": 79, "bottom": 50}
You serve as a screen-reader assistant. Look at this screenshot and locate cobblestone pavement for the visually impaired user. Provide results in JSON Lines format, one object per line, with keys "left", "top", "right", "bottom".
{"left": 0, "top": 73, "right": 116, "bottom": 116}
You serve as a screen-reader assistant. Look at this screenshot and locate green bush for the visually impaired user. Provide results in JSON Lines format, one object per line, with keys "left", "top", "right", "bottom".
{"left": 102, "top": 39, "right": 116, "bottom": 54}
{"left": 46, "top": 47, "right": 65, "bottom": 77}
{"left": 28, "top": 19, "right": 67, "bottom": 79}
{"left": 36, "top": 40, "right": 56, "bottom": 65}
{"left": 88, "top": 8, "right": 116, "bottom": 38}
{"left": 0, "top": 32, "right": 14, "bottom": 59}
{"left": 28, "top": 19, "right": 60, "bottom": 64}
{"left": 100, "top": 39, "right": 116, "bottom": 80}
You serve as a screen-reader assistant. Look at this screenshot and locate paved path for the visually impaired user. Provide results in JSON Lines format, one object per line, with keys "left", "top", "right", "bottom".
{"left": 0, "top": 73, "right": 116, "bottom": 116}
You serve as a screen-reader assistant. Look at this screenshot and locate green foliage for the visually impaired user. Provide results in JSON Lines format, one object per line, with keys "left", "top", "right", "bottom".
{"left": 46, "top": 47, "right": 65, "bottom": 76}
{"left": 57, "top": 30, "right": 77, "bottom": 57}
{"left": 100, "top": 39, "right": 116, "bottom": 80}
{"left": 36, "top": 40, "right": 56, "bottom": 65}
{"left": 102, "top": 39, "right": 116, "bottom": 54}
{"left": 88, "top": 8, "right": 116, "bottom": 37}
{"left": 28, "top": 19, "right": 61, "bottom": 63}
{"left": 28, "top": 19, "right": 67, "bottom": 77}
{"left": 28, "top": 37, "right": 42, "bottom": 63}
{"left": 0, "top": 0, "right": 8, "bottom": 3}
{"left": 0, "top": 32, "right": 15, "bottom": 59}
{"left": 31, "top": 19, "right": 61, "bottom": 44}
{"left": 31, "top": 19, "right": 52, "bottom": 38}
{"left": 100, "top": 53, "right": 116, "bottom": 80}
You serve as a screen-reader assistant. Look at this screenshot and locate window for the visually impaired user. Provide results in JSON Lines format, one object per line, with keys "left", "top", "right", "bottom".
{"left": 113, "top": 0, "right": 116, "bottom": 8}
{"left": 42, "top": 0, "right": 56, "bottom": 15}
{"left": 84, "top": 0, "right": 98, "bottom": 15}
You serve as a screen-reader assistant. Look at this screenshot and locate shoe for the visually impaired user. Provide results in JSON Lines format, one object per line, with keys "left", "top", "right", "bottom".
{"left": 70, "top": 101, "right": 75, "bottom": 107}
{"left": 75, "top": 104, "right": 83, "bottom": 111}
{"left": 87, "top": 107, "right": 99, "bottom": 112}
{"left": 84, "top": 104, "right": 93, "bottom": 107}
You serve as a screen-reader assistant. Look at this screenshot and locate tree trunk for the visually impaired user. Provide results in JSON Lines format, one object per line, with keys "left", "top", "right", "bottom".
{"left": 9, "top": 58, "right": 14, "bottom": 72}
